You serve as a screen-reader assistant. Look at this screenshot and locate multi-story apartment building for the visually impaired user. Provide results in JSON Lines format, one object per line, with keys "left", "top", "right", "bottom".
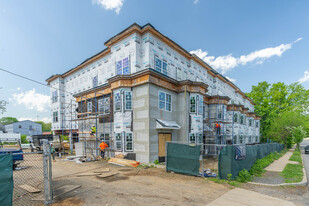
{"left": 46, "top": 23, "right": 260, "bottom": 163}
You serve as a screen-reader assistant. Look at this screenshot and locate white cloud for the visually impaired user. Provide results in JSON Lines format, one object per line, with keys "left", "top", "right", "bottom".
{"left": 17, "top": 87, "right": 20, "bottom": 91}
{"left": 298, "top": 71, "right": 309, "bottom": 84}
{"left": 194, "top": 0, "right": 199, "bottom": 4}
{"left": 12, "top": 89, "right": 50, "bottom": 112}
{"left": 93, "top": 0, "right": 125, "bottom": 14}
{"left": 190, "top": 38, "right": 302, "bottom": 74}
{"left": 19, "top": 117, "right": 51, "bottom": 123}
{"left": 225, "top": 76, "right": 236, "bottom": 83}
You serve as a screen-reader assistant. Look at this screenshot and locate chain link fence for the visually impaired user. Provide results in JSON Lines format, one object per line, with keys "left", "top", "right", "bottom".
{"left": 12, "top": 141, "right": 53, "bottom": 206}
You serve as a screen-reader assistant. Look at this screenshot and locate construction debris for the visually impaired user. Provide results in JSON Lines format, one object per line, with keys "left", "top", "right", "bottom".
{"left": 94, "top": 168, "right": 110, "bottom": 173}
{"left": 108, "top": 158, "right": 140, "bottom": 167}
{"left": 96, "top": 172, "right": 118, "bottom": 178}
{"left": 19, "top": 184, "right": 41, "bottom": 193}
{"left": 77, "top": 172, "right": 102, "bottom": 177}
{"left": 203, "top": 168, "right": 217, "bottom": 178}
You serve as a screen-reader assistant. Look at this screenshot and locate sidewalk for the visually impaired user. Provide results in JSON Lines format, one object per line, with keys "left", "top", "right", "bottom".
{"left": 207, "top": 188, "right": 295, "bottom": 206}
{"left": 249, "top": 149, "right": 308, "bottom": 186}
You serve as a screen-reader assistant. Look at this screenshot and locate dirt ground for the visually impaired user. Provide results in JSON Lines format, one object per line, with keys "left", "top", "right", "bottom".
{"left": 51, "top": 157, "right": 228, "bottom": 206}
{"left": 50, "top": 156, "right": 308, "bottom": 206}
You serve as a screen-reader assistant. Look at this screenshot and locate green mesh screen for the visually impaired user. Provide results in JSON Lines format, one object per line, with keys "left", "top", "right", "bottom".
{"left": 166, "top": 142, "right": 201, "bottom": 176}
{"left": 0, "top": 154, "right": 13, "bottom": 206}
{"left": 219, "top": 143, "right": 284, "bottom": 179}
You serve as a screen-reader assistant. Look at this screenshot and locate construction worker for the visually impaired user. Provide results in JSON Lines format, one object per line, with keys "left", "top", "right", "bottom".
{"left": 50, "top": 143, "right": 56, "bottom": 161}
{"left": 216, "top": 123, "right": 221, "bottom": 135}
{"left": 91, "top": 126, "right": 96, "bottom": 137}
{"left": 99, "top": 140, "right": 108, "bottom": 159}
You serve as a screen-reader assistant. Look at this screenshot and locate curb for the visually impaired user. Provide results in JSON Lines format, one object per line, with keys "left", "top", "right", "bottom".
{"left": 248, "top": 153, "right": 308, "bottom": 187}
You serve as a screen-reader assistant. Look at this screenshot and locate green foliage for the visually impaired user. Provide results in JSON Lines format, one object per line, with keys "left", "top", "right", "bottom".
{"left": 61, "top": 135, "right": 69, "bottom": 141}
{"left": 281, "top": 163, "right": 303, "bottom": 183}
{"left": 292, "top": 126, "right": 306, "bottom": 150}
{"left": 289, "top": 149, "right": 302, "bottom": 163}
{"left": 153, "top": 159, "right": 159, "bottom": 165}
{"left": 236, "top": 169, "right": 252, "bottom": 183}
{"left": 35, "top": 121, "right": 51, "bottom": 132}
{"left": 246, "top": 81, "right": 309, "bottom": 144}
{"left": 250, "top": 150, "right": 286, "bottom": 176}
{"left": 21, "top": 134, "right": 29, "bottom": 144}
{"left": 208, "top": 177, "right": 240, "bottom": 187}
{"left": 0, "top": 117, "right": 18, "bottom": 125}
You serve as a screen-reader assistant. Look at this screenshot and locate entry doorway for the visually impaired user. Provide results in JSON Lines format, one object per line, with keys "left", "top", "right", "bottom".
{"left": 158, "top": 133, "right": 172, "bottom": 162}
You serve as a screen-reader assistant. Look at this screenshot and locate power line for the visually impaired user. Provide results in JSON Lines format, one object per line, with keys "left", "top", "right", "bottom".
{"left": 0, "top": 68, "right": 73, "bottom": 95}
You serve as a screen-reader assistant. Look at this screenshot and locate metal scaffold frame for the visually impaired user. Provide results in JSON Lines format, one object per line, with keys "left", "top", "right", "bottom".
{"left": 68, "top": 90, "right": 114, "bottom": 157}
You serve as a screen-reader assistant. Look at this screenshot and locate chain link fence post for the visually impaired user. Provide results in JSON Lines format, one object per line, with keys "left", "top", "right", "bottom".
{"left": 43, "top": 140, "right": 53, "bottom": 205}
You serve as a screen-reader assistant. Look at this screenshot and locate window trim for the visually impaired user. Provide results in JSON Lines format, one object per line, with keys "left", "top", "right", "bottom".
{"left": 158, "top": 91, "right": 172, "bottom": 112}
{"left": 125, "top": 132, "right": 133, "bottom": 152}
{"left": 125, "top": 91, "right": 132, "bottom": 110}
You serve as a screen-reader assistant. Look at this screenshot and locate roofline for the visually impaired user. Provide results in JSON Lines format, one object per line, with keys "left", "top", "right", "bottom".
{"left": 46, "top": 22, "right": 255, "bottom": 105}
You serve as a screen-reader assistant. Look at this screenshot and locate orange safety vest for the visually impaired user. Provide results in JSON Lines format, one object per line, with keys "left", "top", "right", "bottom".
{"left": 99, "top": 142, "right": 108, "bottom": 150}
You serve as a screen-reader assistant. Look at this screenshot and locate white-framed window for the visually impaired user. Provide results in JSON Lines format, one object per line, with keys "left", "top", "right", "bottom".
{"left": 155, "top": 57, "right": 162, "bottom": 73}
{"left": 177, "top": 68, "right": 182, "bottom": 80}
{"left": 53, "top": 111, "right": 58, "bottom": 123}
{"left": 249, "top": 119, "right": 252, "bottom": 127}
{"left": 233, "top": 135, "right": 237, "bottom": 144}
{"left": 116, "top": 57, "right": 130, "bottom": 75}
{"left": 197, "top": 133, "right": 203, "bottom": 144}
{"left": 239, "top": 135, "right": 243, "bottom": 144}
{"left": 115, "top": 133, "right": 122, "bottom": 151}
{"left": 87, "top": 101, "right": 92, "bottom": 113}
{"left": 104, "top": 97, "right": 110, "bottom": 113}
{"left": 218, "top": 105, "right": 223, "bottom": 119}
{"left": 198, "top": 95, "right": 203, "bottom": 115}
{"left": 98, "top": 99, "right": 104, "bottom": 113}
{"left": 125, "top": 91, "right": 132, "bottom": 110}
{"left": 256, "top": 121, "right": 259, "bottom": 128}
{"left": 163, "top": 61, "right": 168, "bottom": 75}
{"left": 234, "top": 113, "right": 238, "bottom": 123}
{"left": 190, "top": 96, "right": 196, "bottom": 113}
{"left": 158, "top": 91, "right": 172, "bottom": 112}
{"left": 92, "top": 75, "right": 98, "bottom": 88}
{"left": 52, "top": 91, "right": 58, "bottom": 103}
{"left": 189, "top": 133, "right": 196, "bottom": 143}
{"left": 240, "top": 115, "right": 244, "bottom": 124}
{"left": 115, "top": 92, "right": 121, "bottom": 111}
{"left": 125, "top": 133, "right": 133, "bottom": 152}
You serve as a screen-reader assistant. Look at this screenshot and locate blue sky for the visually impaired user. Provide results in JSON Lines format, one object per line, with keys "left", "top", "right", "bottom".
{"left": 0, "top": 0, "right": 309, "bottom": 122}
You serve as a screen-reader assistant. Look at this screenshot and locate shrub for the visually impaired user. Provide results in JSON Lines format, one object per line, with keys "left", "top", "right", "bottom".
{"left": 153, "top": 159, "right": 159, "bottom": 165}
{"left": 236, "top": 169, "right": 252, "bottom": 183}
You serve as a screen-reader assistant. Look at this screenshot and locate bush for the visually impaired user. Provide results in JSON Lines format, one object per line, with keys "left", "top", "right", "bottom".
{"left": 153, "top": 159, "right": 159, "bottom": 165}
{"left": 236, "top": 169, "right": 252, "bottom": 183}
{"left": 21, "top": 135, "right": 29, "bottom": 144}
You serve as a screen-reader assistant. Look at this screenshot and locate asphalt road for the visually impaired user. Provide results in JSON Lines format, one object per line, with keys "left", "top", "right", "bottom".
{"left": 300, "top": 138, "right": 309, "bottom": 190}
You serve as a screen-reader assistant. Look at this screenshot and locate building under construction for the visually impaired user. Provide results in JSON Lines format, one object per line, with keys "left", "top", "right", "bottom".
{"left": 46, "top": 23, "right": 261, "bottom": 163}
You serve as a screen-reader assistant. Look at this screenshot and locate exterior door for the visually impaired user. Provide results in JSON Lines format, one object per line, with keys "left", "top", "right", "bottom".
{"left": 158, "top": 133, "right": 172, "bottom": 162}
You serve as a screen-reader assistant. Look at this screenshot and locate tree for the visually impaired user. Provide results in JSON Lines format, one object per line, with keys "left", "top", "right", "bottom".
{"left": 247, "top": 81, "right": 309, "bottom": 141}
{"left": 21, "top": 134, "right": 29, "bottom": 144}
{"left": 0, "top": 117, "right": 18, "bottom": 125}
{"left": 292, "top": 126, "right": 306, "bottom": 150}
{"left": 35, "top": 121, "right": 51, "bottom": 132}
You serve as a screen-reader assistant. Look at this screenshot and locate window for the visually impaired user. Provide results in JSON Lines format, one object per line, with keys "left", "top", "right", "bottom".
{"left": 190, "top": 96, "right": 196, "bottom": 113}
{"left": 162, "top": 62, "right": 168, "bottom": 75}
{"left": 155, "top": 57, "right": 162, "bottom": 73}
{"left": 92, "top": 75, "right": 98, "bottom": 88}
{"left": 116, "top": 57, "right": 130, "bottom": 75}
{"left": 198, "top": 95, "right": 203, "bottom": 115}
{"left": 87, "top": 101, "right": 92, "bottom": 113}
{"left": 115, "top": 92, "right": 121, "bottom": 111}
{"left": 115, "top": 133, "right": 122, "bottom": 151}
{"left": 125, "top": 133, "right": 133, "bottom": 151}
{"left": 256, "top": 121, "right": 259, "bottom": 128}
{"left": 159, "top": 91, "right": 165, "bottom": 110}
{"left": 189, "top": 133, "right": 196, "bottom": 143}
{"left": 125, "top": 91, "right": 132, "bottom": 110}
{"left": 239, "top": 135, "right": 243, "bottom": 144}
{"left": 29, "top": 125, "right": 32, "bottom": 130}
{"left": 98, "top": 99, "right": 104, "bottom": 113}
{"left": 166, "top": 94, "right": 171, "bottom": 112}
{"left": 52, "top": 91, "right": 58, "bottom": 103}
{"left": 240, "top": 115, "right": 244, "bottom": 124}
{"left": 197, "top": 133, "right": 203, "bottom": 144}
{"left": 103, "top": 97, "right": 110, "bottom": 113}
{"left": 158, "top": 91, "right": 172, "bottom": 111}
{"left": 19, "top": 125, "right": 22, "bottom": 129}
{"left": 233, "top": 135, "right": 237, "bottom": 144}
{"left": 234, "top": 114, "right": 238, "bottom": 123}
{"left": 53, "top": 111, "right": 58, "bottom": 123}
{"left": 177, "top": 68, "right": 182, "bottom": 80}
{"left": 249, "top": 119, "right": 252, "bottom": 127}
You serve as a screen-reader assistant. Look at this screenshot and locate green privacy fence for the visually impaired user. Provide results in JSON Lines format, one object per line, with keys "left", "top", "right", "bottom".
{"left": 0, "top": 154, "right": 13, "bottom": 206}
{"left": 218, "top": 143, "right": 284, "bottom": 179}
{"left": 166, "top": 142, "right": 201, "bottom": 176}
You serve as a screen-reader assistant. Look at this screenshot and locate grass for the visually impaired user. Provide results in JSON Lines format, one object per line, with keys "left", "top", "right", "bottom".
{"left": 207, "top": 177, "right": 240, "bottom": 187}
{"left": 281, "top": 163, "right": 303, "bottom": 183}
{"left": 289, "top": 149, "right": 302, "bottom": 163}
{"left": 249, "top": 149, "right": 287, "bottom": 177}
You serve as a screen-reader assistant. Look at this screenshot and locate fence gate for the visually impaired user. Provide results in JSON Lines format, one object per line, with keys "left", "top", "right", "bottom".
{"left": 13, "top": 141, "right": 53, "bottom": 205}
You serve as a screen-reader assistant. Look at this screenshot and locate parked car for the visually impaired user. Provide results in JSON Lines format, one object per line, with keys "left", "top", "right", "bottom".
{"left": 30, "top": 135, "right": 61, "bottom": 152}
{"left": 305, "top": 145, "right": 309, "bottom": 154}
{"left": 0, "top": 138, "right": 24, "bottom": 170}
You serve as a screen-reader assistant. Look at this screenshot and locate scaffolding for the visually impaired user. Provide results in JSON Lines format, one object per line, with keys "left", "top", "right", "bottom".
{"left": 69, "top": 90, "right": 114, "bottom": 158}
